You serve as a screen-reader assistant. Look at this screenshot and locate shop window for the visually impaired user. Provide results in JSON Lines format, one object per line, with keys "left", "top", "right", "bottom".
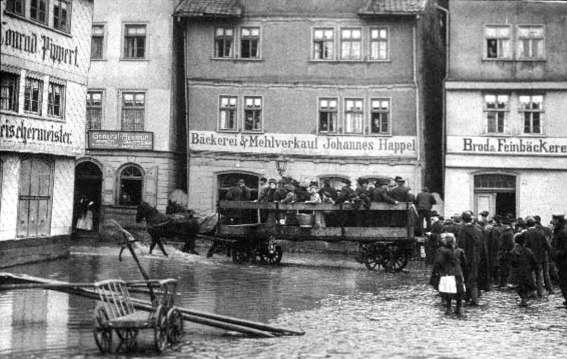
{"left": 91, "top": 25, "right": 105, "bottom": 59}
{"left": 6, "top": 0, "right": 25, "bottom": 16}
{"left": 484, "top": 94, "right": 509, "bottom": 134}
{"left": 518, "top": 26, "right": 544, "bottom": 60}
{"left": 53, "top": 0, "right": 70, "bottom": 32}
{"left": 17, "top": 157, "right": 53, "bottom": 238}
{"left": 86, "top": 91, "right": 103, "bottom": 130}
{"left": 1, "top": 71, "right": 20, "bottom": 112}
{"left": 124, "top": 25, "right": 146, "bottom": 59}
{"left": 340, "top": 28, "right": 362, "bottom": 60}
{"left": 214, "top": 27, "right": 234, "bottom": 58}
{"left": 485, "top": 25, "right": 511, "bottom": 59}
{"left": 121, "top": 92, "right": 145, "bottom": 131}
{"left": 313, "top": 28, "right": 334, "bottom": 60}
{"left": 24, "top": 77, "right": 43, "bottom": 115}
{"left": 240, "top": 27, "right": 260, "bottom": 59}
{"left": 47, "top": 82, "right": 64, "bottom": 118}
{"left": 474, "top": 174, "right": 515, "bottom": 190}
{"left": 344, "top": 98, "right": 363, "bottom": 134}
{"left": 370, "top": 98, "right": 390, "bottom": 134}
{"left": 519, "top": 95, "right": 544, "bottom": 134}
{"left": 370, "top": 28, "right": 388, "bottom": 61}
{"left": 318, "top": 98, "right": 338, "bottom": 133}
{"left": 219, "top": 96, "right": 237, "bottom": 131}
{"left": 119, "top": 165, "right": 143, "bottom": 206}
{"left": 30, "top": 0, "right": 47, "bottom": 24}
{"left": 243, "top": 96, "right": 262, "bottom": 131}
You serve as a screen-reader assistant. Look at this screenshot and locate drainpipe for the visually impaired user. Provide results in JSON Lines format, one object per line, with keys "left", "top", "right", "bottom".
{"left": 181, "top": 19, "right": 191, "bottom": 201}
{"left": 436, "top": 3, "right": 449, "bottom": 207}
{"left": 413, "top": 21, "right": 421, "bottom": 191}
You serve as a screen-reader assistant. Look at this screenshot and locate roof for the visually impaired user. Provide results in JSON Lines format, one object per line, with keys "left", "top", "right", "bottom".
{"left": 174, "top": 0, "right": 243, "bottom": 18}
{"left": 358, "top": 0, "right": 428, "bottom": 16}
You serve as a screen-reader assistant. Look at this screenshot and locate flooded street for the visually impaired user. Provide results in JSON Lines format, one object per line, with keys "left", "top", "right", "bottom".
{"left": 1, "top": 240, "right": 566, "bottom": 358}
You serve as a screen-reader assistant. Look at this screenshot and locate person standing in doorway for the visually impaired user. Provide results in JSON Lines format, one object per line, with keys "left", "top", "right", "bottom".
{"left": 415, "top": 187, "right": 436, "bottom": 236}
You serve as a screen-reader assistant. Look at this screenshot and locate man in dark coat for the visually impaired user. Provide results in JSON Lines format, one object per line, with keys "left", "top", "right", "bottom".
{"left": 225, "top": 179, "right": 251, "bottom": 224}
{"left": 551, "top": 213, "right": 567, "bottom": 307}
{"left": 390, "top": 176, "right": 411, "bottom": 202}
{"left": 510, "top": 232, "right": 538, "bottom": 307}
{"left": 319, "top": 180, "right": 338, "bottom": 202}
{"left": 488, "top": 216, "right": 505, "bottom": 285}
{"left": 498, "top": 221, "right": 516, "bottom": 287}
{"left": 415, "top": 187, "right": 436, "bottom": 235}
{"left": 524, "top": 216, "right": 550, "bottom": 297}
{"left": 457, "top": 211, "right": 483, "bottom": 306}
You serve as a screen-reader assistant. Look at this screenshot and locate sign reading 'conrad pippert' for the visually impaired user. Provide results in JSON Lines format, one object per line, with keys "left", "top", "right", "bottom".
{"left": 447, "top": 136, "right": 567, "bottom": 155}
{"left": 88, "top": 131, "right": 153, "bottom": 150}
{"left": 189, "top": 131, "right": 417, "bottom": 157}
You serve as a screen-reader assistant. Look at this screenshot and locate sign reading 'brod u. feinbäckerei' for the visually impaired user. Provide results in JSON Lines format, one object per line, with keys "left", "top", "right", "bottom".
{"left": 189, "top": 131, "right": 417, "bottom": 157}
{"left": 447, "top": 136, "right": 567, "bottom": 155}
{"left": 88, "top": 131, "right": 153, "bottom": 150}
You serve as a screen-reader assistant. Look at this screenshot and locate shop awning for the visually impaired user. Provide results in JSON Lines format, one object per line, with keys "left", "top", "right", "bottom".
{"left": 174, "top": 0, "right": 243, "bottom": 18}
{"left": 358, "top": 0, "right": 428, "bottom": 16}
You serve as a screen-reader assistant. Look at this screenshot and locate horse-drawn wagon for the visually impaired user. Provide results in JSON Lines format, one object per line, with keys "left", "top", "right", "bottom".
{"left": 215, "top": 201, "right": 421, "bottom": 273}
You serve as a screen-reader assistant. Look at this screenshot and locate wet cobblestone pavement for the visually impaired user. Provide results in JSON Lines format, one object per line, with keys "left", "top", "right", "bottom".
{"left": 1, "top": 240, "right": 566, "bottom": 358}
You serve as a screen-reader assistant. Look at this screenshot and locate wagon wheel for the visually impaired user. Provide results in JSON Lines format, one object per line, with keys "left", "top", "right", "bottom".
{"left": 154, "top": 305, "right": 168, "bottom": 352}
{"left": 93, "top": 304, "right": 112, "bottom": 353}
{"left": 383, "top": 244, "right": 408, "bottom": 273}
{"left": 261, "top": 236, "right": 282, "bottom": 265}
{"left": 166, "top": 308, "right": 184, "bottom": 344}
{"left": 116, "top": 329, "right": 138, "bottom": 352}
{"left": 231, "top": 246, "right": 249, "bottom": 264}
{"left": 364, "top": 244, "right": 385, "bottom": 271}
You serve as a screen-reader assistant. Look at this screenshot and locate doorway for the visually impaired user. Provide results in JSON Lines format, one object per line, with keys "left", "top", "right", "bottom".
{"left": 73, "top": 161, "right": 102, "bottom": 232}
{"left": 474, "top": 174, "right": 516, "bottom": 219}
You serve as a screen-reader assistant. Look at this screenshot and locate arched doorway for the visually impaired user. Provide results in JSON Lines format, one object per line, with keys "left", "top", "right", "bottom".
{"left": 474, "top": 174, "right": 516, "bottom": 219}
{"left": 217, "top": 173, "right": 259, "bottom": 224}
{"left": 73, "top": 161, "right": 102, "bottom": 232}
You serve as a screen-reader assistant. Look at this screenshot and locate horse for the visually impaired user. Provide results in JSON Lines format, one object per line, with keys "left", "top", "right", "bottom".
{"left": 136, "top": 201, "right": 200, "bottom": 256}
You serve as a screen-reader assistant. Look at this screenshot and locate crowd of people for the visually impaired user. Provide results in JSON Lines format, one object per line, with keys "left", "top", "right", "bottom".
{"left": 430, "top": 211, "right": 567, "bottom": 316}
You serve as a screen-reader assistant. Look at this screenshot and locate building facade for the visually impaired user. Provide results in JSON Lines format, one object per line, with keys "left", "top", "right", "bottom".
{"left": 79, "top": 0, "right": 186, "bottom": 228}
{"left": 175, "top": 0, "right": 445, "bottom": 215}
{"left": 444, "top": 0, "right": 567, "bottom": 222}
{"left": 1, "top": 0, "right": 94, "bottom": 267}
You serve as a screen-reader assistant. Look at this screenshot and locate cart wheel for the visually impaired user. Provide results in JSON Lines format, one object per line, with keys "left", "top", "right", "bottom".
{"left": 383, "top": 244, "right": 408, "bottom": 273}
{"left": 166, "top": 308, "right": 184, "bottom": 344}
{"left": 116, "top": 329, "right": 138, "bottom": 352}
{"left": 260, "top": 236, "right": 282, "bottom": 265}
{"left": 93, "top": 304, "right": 112, "bottom": 353}
{"left": 154, "top": 305, "right": 168, "bottom": 352}
{"left": 231, "top": 246, "right": 248, "bottom": 264}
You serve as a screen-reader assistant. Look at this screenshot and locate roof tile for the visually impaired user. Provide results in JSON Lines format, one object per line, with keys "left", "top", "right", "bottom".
{"left": 174, "top": 0, "right": 243, "bottom": 18}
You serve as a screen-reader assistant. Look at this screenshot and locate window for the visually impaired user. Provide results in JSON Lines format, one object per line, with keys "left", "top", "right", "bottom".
{"left": 518, "top": 26, "right": 544, "bottom": 59}
{"left": 91, "top": 25, "right": 105, "bottom": 59}
{"left": 344, "top": 99, "right": 363, "bottom": 134}
{"left": 370, "top": 28, "right": 388, "bottom": 60}
{"left": 240, "top": 27, "right": 260, "bottom": 59}
{"left": 17, "top": 157, "right": 53, "bottom": 238}
{"left": 30, "top": 0, "right": 47, "bottom": 24}
{"left": 121, "top": 92, "right": 145, "bottom": 131}
{"left": 24, "top": 77, "right": 43, "bottom": 115}
{"left": 484, "top": 94, "right": 509, "bottom": 134}
{"left": 6, "top": 0, "right": 25, "bottom": 15}
{"left": 53, "top": 0, "right": 70, "bottom": 32}
{"left": 219, "top": 96, "right": 237, "bottom": 131}
{"left": 215, "top": 27, "right": 234, "bottom": 58}
{"left": 243, "top": 96, "right": 262, "bottom": 131}
{"left": 485, "top": 26, "right": 511, "bottom": 59}
{"left": 86, "top": 91, "right": 103, "bottom": 130}
{"left": 1, "top": 71, "right": 19, "bottom": 112}
{"left": 519, "top": 95, "right": 544, "bottom": 134}
{"left": 313, "top": 28, "right": 334, "bottom": 60}
{"left": 119, "top": 165, "right": 143, "bottom": 206}
{"left": 340, "top": 28, "right": 362, "bottom": 60}
{"left": 47, "top": 82, "right": 64, "bottom": 118}
{"left": 370, "top": 99, "right": 390, "bottom": 134}
{"left": 124, "top": 25, "right": 146, "bottom": 59}
{"left": 319, "top": 98, "right": 338, "bottom": 133}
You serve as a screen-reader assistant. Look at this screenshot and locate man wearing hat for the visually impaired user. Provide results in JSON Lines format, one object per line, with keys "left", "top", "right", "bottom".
{"left": 551, "top": 213, "right": 567, "bottom": 307}
{"left": 457, "top": 211, "right": 483, "bottom": 306}
{"left": 415, "top": 186, "right": 437, "bottom": 236}
{"left": 390, "top": 176, "right": 412, "bottom": 202}
{"left": 524, "top": 216, "right": 550, "bottom": 297}
{"left": 224, "top": 179, "right": 251, "bottom": 224}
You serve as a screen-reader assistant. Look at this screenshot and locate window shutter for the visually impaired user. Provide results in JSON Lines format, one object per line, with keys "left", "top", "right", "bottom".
{"left": 102, "top": 164, "right": 115, "bottom": 205}
{"left": 144, "top": 166, "right": 158, "bottom": 207}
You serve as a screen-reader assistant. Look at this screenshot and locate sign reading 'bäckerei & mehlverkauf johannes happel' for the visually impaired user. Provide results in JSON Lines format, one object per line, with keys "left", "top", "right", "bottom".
{"left": 447, "top": 136, "right": 567, "bottom": 155}
{"left": 88, "top": 131, "right": 153, "bottom": 150}
{"left": 189, "top": 131, "right": 417, "bottom": 157}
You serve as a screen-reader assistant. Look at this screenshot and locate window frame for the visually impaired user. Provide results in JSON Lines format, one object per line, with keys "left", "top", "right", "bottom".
{"left": 214, "top": 26, "right": 235, "bottom": 59}
{"left": 86, "top": 90, "right": 104, "bottom": 130}
{"left": 519, "top": 94, "right": 545, "bottom": 135}
{"left": 340, "top": 27, "right": 363, "bottom": 61}
{"left": 1, "top": 71, "right": 20, "bottom": 113}
{"left": 52, "top": 0, "right": 71, "bottom": 33}
{"left": 24, "top": 76, "right": 43, "bottom": 115}
{"left": 369, "top": 98, "right": 391, "bottom": 135}
{"left": 118, "top": 164, "right": 144, "bottom": 207}
{"left": 312, "top": 27, "right": 335, "bottom": 61}
{"left": 243, "top": 96, "right": 263, "bottom": 132}
{"left": 318, "top": 97, "right": 339, "bottom": 134}
{"left": 47, "top": 81, "right": 65, "bottom": 119}
{"left": 517, "top": 25, "right": 545, "bottom": 60}
{"left": 91, "top": 24, "right": 106, "bottom": 60}
{"left": 484, "top": 25, "right": 512, "bottom": 60}
{"left": 6, "top": 0, "right": 26, "bottom": 16}
{"left": 123, "top": 24, "right": 147, "bottom": 60}
{"left": 369, "top": 27, "right": 389, "bottom": 61}
{"left": 120, "top": 91, "right": 146, "bottom": 131}
{"left": 30, "top": 0, "right": 48, "bottom": 25}
{"left": 218, "top": 95, "right": 238, "bottom": 132}
{"left": 483, "top": 93, "right": 510, "bottom": 134}
{"left": 240, "top": 26, "right": 261, "bottom": 60}
{"left": 344, "top": 98, "right": 364, "bottom": 135}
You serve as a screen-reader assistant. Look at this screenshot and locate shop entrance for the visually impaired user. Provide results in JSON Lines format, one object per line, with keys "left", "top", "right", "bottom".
{"left": 474, "top": 174, "right": 516, "bottom": 220}
{"left": 217, "top": 173, "right": 259, "bottom": 224}
{"left": 73, "top": 161, "right": 102, "bottom": 232}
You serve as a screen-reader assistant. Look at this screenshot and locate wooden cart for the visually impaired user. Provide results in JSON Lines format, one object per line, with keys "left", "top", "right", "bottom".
{"left": 216, "top": 201, "right": 420, "bottom": 273}
{"left": 93, "top": 278, "right": 183, "bottom": 353}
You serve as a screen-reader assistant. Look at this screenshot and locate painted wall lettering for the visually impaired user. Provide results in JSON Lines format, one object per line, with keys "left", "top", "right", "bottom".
{"left": 448, "top": 136, "right": 567, "bottom": 156}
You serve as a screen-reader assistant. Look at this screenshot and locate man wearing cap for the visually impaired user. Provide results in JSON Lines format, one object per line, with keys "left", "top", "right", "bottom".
{"left": 524, "top": 216, "right": 550, "bottom": 297}
{"left": 415, "top": 187, "right": 437, "bottom": 236}
{"left": 457, "top": 211, "right": 483, "bottom": 306}
{"left": 551, "top": 213, "right": 567, "bottom": 307}
{"left": 224, "top": 179, "right": 251, "bottom": 224}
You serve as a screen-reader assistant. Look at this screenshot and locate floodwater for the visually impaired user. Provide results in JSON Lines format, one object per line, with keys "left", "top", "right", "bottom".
{"left": 1, "top": 240, "right": 566, "bottom": 359}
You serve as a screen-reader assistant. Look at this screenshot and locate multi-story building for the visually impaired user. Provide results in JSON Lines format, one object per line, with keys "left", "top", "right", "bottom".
{"left": 444, "top": 0, "right": 567, "bottom": 222}
{"left": 78, "top": 0, "right": 186, "bottom": 228}
{"left": 1, "top": 0, "right": 94, "bottom": 267}
{"left": 174, "top": 0, "right": 445, "bottom": 215}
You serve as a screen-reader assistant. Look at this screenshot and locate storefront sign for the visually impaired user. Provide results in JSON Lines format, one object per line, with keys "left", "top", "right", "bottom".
{"left": 189, "top": 131, "right": 417, "bottom": 157}
{"left": 88, "top": 131, "right": 153, "bottom": 150}
{"left": 447, "top": 136, "right": 567, "bottom": 155}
